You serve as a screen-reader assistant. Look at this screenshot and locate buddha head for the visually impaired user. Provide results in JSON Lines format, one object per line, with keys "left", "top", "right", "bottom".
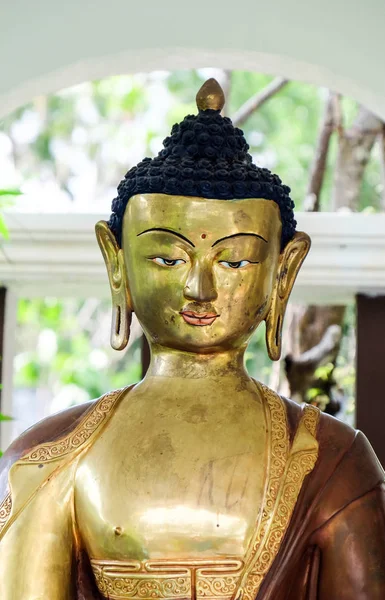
{"left": 96, "top": 79, "right": 310, "bottom": 361}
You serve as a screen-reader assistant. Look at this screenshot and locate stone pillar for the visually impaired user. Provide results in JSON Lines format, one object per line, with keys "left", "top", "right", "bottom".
{"left": 356, "top": 294, "right": 385, "bottom": 468}
{"left": 0, "top": 288, "right": 17, "bottom": 452}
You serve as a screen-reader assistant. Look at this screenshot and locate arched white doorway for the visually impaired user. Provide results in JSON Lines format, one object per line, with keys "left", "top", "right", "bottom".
{"left": 1, "top": 0, "right": 385, "bottom": 119}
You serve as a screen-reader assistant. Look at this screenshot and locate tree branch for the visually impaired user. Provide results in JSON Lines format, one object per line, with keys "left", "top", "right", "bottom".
{"left": 232, "top": 77, "right": 289, "bottom": 127}
{"left": 287, "top": 324, "right": 342, "bottom": 369}
{"left": 304, "top": 93, "right": 336, "bottom": 212}
{"left": 332, "top": 94, "right": 344, "bottom": 134}
{"left": 331, "top": 106, "right": 383, "bottom": 211}
{"left": 285, "top": 319, "right": 344, "bottom": 407}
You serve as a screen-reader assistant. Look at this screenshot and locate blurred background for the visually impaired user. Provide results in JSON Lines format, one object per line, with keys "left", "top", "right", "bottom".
{"left": 0, "top": 68, "right": 384, "bottom": 449}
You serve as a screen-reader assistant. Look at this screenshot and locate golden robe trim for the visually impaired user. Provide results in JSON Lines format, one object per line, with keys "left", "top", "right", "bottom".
{"left": 0, "top": 494, "right": 11, "bottom": 535}
{"left": 90, "top": 559, "right": 245, "bottom": 600}
{"left": 19, "top": 390, "right": 123, "bottom": 464}
{"left": 237, "top": 389, "right": 320, "bottom": 600}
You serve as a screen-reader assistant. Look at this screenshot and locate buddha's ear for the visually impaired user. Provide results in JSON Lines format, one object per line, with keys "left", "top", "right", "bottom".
{"left": 265, "top": 231, "right": 311, "bottom": 360}
{"left": 95, "top": 220, "right": 132, "bottom": 351}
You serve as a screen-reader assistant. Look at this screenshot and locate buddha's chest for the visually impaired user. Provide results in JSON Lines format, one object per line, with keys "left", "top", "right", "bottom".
{"left": 74, "top": 393, "right": 268, "bottom": 563}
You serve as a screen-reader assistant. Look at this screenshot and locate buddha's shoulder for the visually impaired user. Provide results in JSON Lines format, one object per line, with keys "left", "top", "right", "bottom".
{"left": 281, "top": 393, "right": 356, "bottom": 445}
{"left": 315, "top": 407, "right": 384, "bottom": 491}
{"left": 261, "top": 384, "right": 356, "bottom": 447}
{"left": 265, "top": 386, "right": 382, "bottom": 473}
{"left": 0, "top": 401, "right": 92, "bottom": 498}
{"left": 276, "top": 392, "right": 384, "bottom": 515}
{"left": 0, "top": 386, "right": 131, "bottom": 499}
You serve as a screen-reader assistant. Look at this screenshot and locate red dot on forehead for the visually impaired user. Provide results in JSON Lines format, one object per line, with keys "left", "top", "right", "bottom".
{"left": 201, "top": 233, "right": 207, "bottom": 239}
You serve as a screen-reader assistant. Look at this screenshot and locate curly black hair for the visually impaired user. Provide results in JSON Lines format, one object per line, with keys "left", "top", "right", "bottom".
{"left": 108, "top": 109, "right": 296, "bottom": 249}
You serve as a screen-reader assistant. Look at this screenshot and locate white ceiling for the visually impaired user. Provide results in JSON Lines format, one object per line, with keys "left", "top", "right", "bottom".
{"left": 1, "top": 1, "right": 385, "bottom": 119}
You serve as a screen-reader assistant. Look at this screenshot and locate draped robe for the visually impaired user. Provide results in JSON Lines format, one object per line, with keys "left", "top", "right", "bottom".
{"left": 0, "top": 385, "right": 384, "bottom": 599}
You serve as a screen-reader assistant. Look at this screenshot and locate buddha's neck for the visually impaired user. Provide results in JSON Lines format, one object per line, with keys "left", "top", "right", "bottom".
{"left": 143, "top": 344, "right": 251, "bottom": 385}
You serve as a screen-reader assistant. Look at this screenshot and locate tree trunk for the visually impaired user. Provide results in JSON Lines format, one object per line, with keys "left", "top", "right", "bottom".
{"left": 331, "top": 107, "right": 382, "bottom": 211}
{"left": 285, "top": 105, "right": 383, "bottom": 413}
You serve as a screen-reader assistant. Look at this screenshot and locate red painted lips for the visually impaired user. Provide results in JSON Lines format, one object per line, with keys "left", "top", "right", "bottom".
{"left": 180, "top": 310, "right": 219, "bottom": 327}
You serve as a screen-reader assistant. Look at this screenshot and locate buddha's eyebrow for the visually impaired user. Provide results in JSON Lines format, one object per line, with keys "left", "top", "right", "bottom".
{"left": 211, "top": 232, "right": 268, "bottom": 247}
{"left": 137, "top": 227, "right": 195, "bottom": 247}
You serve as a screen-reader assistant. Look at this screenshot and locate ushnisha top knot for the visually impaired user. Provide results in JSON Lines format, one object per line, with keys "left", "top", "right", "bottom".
{"left": 108, "top": 79, "right": 296, "bottom": 249}
{"left": 196, "top": 78, "right": 225, "bottom": 112}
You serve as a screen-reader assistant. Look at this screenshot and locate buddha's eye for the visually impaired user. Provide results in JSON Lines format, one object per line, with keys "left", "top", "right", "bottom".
{"left": 152, "top": 257, "right": 186, "bottom": 267}
{"left": 219, "top": 260, "right": 254, "bottom": 269}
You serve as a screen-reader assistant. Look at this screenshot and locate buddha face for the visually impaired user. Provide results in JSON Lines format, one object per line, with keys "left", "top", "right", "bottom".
{"left": 120, "top": 194, "right": 283, "bottom": 353}
{"left": 97, "top": 193, "right": 310, "bottom": 357}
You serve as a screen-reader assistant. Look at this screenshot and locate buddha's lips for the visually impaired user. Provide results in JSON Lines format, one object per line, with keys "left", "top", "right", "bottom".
{"left": 180, "top": 311, "right": 219, "bottom": 326}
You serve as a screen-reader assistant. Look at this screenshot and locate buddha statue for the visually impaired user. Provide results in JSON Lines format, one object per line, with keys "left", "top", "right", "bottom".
{"left": 0, "top": 79, "right": 384, "bottom": 600}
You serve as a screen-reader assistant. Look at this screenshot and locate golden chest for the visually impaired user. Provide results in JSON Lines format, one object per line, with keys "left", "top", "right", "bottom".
{"left": 73, "top": 386, "right": 319, "bottom": 600}
{"left": 75, "top": 386, "right": 268, "bottom": 561}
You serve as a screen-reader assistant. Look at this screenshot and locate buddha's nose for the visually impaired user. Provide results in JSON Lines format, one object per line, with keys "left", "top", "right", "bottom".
{"left": 183, "top": 261, "right": 218, "bottom": 302}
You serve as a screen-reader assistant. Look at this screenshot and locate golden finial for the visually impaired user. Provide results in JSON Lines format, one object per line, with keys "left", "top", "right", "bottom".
{"left": 196, "top": 78, "right": 225, "bottom": 112}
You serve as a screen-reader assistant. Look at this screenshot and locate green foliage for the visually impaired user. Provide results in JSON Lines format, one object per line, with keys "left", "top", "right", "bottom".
{"left": 0, "top": 188, "right": 21, "bottom": 240}
{"left": 314, "top": 362, "right": 334, "bottom": 382}
{"left": 1, "top": 70, "right": 382, "bottom": 214}
{"left": 0, "top": 189, "right": 22, "bottom": 196}
{"left": 307, "top": 387, "right": 325, "bottom": 401}
{"left": 15, "top": 298, "right": 142, "bottom": 407}
{"left": 0, "top": 414, "right": 12, "bottom": 421}
{"left": 0, "top": 216, "right": 8, "bottom": 240}
{"left": 167, "top": 70, "right": 204, "bottom": 102}
{"left": 245, "top": 322, "right": 273, "bottom": 384}
{"left": 227, "top": 72, "right": 324, "bottom": 210}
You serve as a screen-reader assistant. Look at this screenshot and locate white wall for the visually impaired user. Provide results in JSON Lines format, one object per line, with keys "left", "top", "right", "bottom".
{"left": 1, "top": 0, "right": 385, "bottom": 119}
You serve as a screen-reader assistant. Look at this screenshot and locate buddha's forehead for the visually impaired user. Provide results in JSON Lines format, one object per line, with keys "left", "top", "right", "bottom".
{"left": 123, "top": 194, "right": 282, "bottom": 242}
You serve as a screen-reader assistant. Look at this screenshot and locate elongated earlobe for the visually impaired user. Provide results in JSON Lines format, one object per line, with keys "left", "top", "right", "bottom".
{"left": 95, "top": 220, "right": 132, "bottom": 350}
{"left": 265, "top": 231, "right": 311, "bottom": 361}
{"left": 265, "top": 294, "right": 284, "bottom": 361}
{"left": 109, "top": 249, "right": 132, "bottom": 350}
